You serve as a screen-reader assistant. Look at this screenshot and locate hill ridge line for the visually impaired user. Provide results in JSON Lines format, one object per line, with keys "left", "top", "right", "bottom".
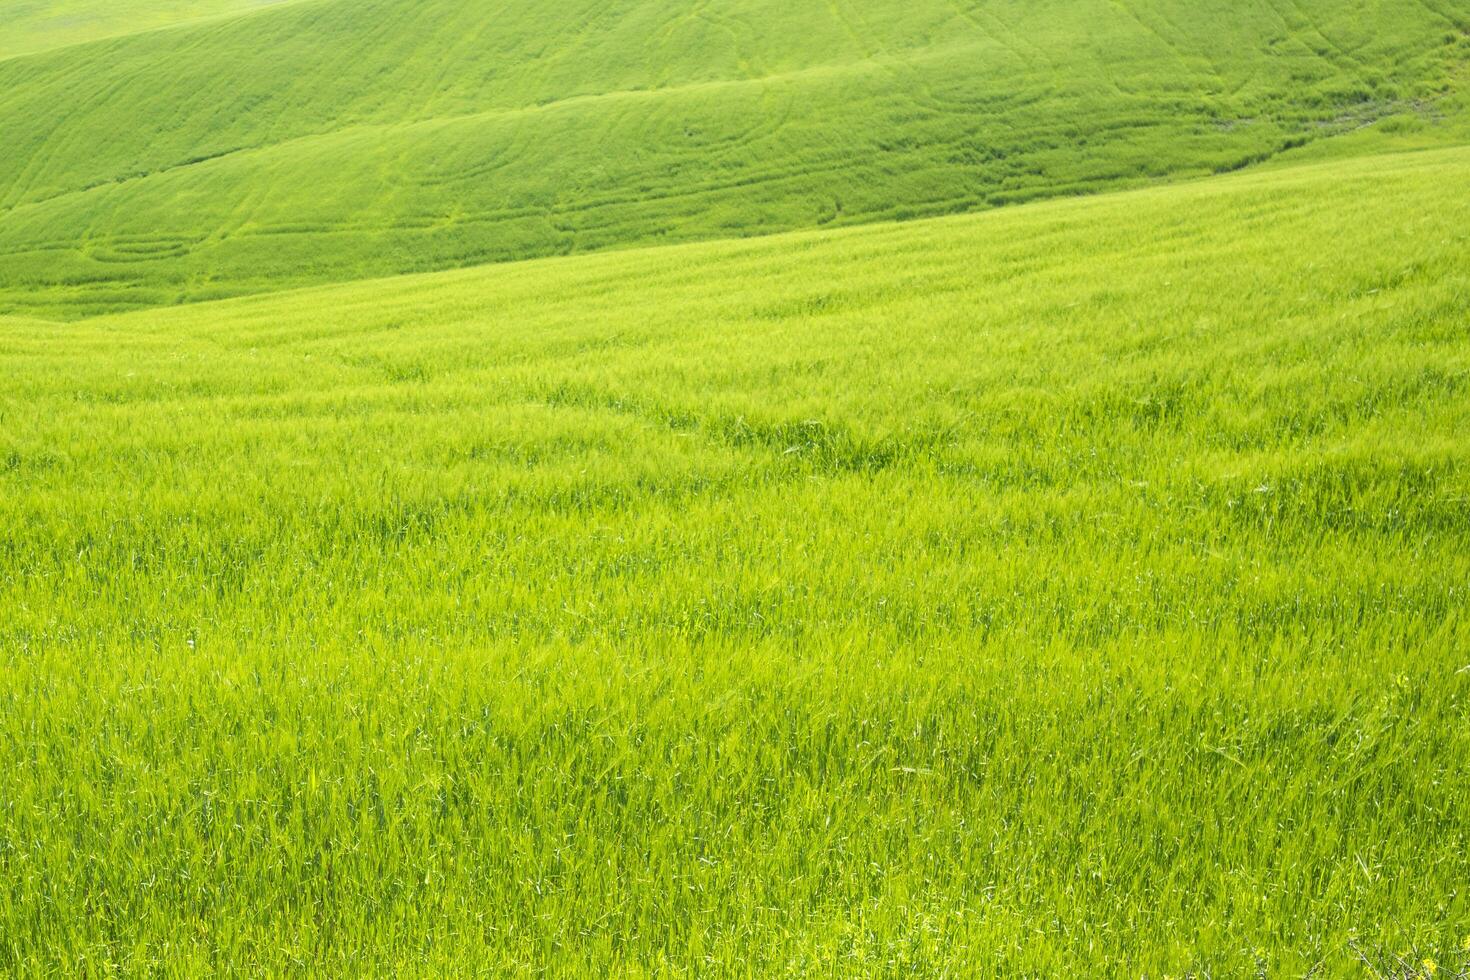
{"left": 0, "top": 0, "right": 322, "bottom": 66}
{"left": 69, "top": 142, "right": 1470, "bottom": 329}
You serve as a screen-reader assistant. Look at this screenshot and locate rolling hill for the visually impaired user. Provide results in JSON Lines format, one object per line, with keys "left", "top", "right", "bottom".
{"left": 3, "top": 0, "right": 1470, "bottom": 975}
{"left": 4, "top": 142, "right": 1469, "bottom": 974}
{"left": 0, "top": 0, "right": 1466, "bottom": 316}
{"left": 0, "top": 0, "right": 301, "bottom": 59}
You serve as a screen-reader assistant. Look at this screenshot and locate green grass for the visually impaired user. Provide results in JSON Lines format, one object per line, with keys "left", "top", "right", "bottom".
{"left": 0, "top": 0, "right": 1467, "bottom": 317}
{"left": 5, "top": 0, "right": 1470, "bottom": 973}
{"left": 2, "top": 144, "right": 1468, "bottom": 974}
{"left": 0, "top": 0, "right": 300, "bottom": 59}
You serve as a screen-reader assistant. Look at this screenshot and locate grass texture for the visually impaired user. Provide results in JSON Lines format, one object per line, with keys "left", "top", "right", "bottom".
{"left": 0, "top": 0, "right": 300, "bottom": 60}
{"left": 0, "top": 0, "right": 1467, "bottom": 317}
{"left": 2, "top": 145, "right": 1468, "bottom": 974}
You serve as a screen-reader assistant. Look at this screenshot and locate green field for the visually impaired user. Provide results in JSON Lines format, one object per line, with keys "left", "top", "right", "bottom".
{"left": 3, "top": 0, "right": 1470, "bottom": 976}
{"left": 0, "top": 0, "right": 300, "bottom": 59}
{"left": 2, "top": 0, "right": 1468, "bottom": 317}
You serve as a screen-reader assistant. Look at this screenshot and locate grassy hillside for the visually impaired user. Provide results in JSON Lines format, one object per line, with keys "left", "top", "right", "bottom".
{"left": 0, "top": 0, "right": 1466, "bottom": 317}
{"left": 0, "top": 0, "right": 300, "bottom": 59}
{"left": 2, "top": 146, "right": 1467, "bottom": 974}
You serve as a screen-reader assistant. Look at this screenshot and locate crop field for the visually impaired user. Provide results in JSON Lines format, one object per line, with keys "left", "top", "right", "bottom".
{"left": 0, "top": 0, "right": 300, "bottom": 59}
{"left": 1, "top": 0, "right": 1468, "bottom": 317}
{"left": 2, "top": 144, "right": 1469, "bottom": 974}
{"left": 4, "top": 0, "right": 1470, "bottom": 976}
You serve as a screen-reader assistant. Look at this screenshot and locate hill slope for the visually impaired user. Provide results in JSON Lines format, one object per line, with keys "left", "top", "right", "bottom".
{"left": 0, "top": 0, "right": 1466, "bottom": 316}
{"left": 2, "top": 145, "right": 1468, "bottom": 973}
{"left": 0, "top": 0, "right": 301, "bottom": 59}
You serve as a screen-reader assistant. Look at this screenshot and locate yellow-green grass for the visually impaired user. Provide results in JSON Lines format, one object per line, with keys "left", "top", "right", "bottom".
{"left": 0, "top": 0, "right": 301, "bottom": 60}
{"left": 2, "top": 146, "right": 1467, "bottom": 974}
{"left": 1, "top": 0, "right": 1467, "bottom": 317}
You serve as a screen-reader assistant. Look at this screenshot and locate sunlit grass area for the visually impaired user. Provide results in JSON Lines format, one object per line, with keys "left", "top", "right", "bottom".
{"left": 2, "top": 146, "right": 1467, "bottom": 974}
{"left": 0, "top": 0, "right": 300, "bottom": 59}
